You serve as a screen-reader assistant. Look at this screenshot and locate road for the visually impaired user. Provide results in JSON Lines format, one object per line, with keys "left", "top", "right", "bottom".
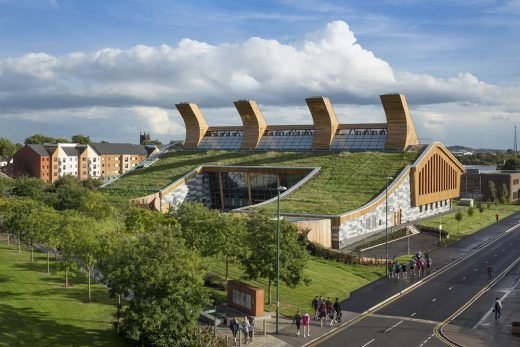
{"left": 315, "top": 214, "right": 520, "bottom": 347}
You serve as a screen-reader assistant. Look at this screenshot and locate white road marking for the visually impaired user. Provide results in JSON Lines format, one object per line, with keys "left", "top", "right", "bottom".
{"left": 448, "top": 287, "right": 453, "bottom": 291}
{"left": 432, "top": 298, "right": 437, "bottom": 302}
{"left": 485, "top": 261, "right": 488, "bottom": 264}
{"left": 411, "top": 312, "right": 416, "bottom": 317}
{"left": 494, "top": 254, "right": 497, "bottom": 257}
{"left": 384, "top": 320, "right": 403, "bottom": 333}
{"left": 463, "top": 277, "right": 466, "bottom": 280}
{"left": 361, "top": 338, "right": 375, "bottom": 347}
{"left": 474, "top": 268, "right": 478, "bottom": 272}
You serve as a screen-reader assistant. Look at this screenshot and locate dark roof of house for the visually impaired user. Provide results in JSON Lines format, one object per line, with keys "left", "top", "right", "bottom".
{"left": 91, "top": 143, "right": 148, "bottom": 155}
{"left": 27, "top": 144, "right": 51, "bottom": 157}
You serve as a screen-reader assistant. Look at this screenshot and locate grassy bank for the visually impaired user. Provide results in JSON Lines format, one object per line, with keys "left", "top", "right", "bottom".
{"left": 105, "top": 150, "right": 418, "bottom": 215}
{"left": 0, "top": 243, "right": 126, "bottom": 347}
{"left": 419, "top": 203, "right": 520, "bottom": 244}
{"left": 204, "top": 256, "right": 384, "bottom": 317}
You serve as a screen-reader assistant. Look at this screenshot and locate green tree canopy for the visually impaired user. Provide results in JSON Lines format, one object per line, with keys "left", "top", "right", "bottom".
{"left": 24, "top": 134, "right": 70, "bottom": 144}
{"left": 502, "top": 157, "right": 520, "bottom": 170}
{"left": 71, "top": 134, "right": 91, "bottom": 144}
{"left": 11, "top": 176, "right": 48, "bottom": 201}
{"left": 101, "top": 226, "right": 209, "bottom": 346}
{"left": 0, "top": 137, "right": 18, "bottom": 158}
{"left": 240, "top": 212, "right": 309, "bottom": 304}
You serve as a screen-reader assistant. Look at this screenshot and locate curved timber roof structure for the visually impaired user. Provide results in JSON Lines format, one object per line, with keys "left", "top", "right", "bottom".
{"left": 176, "top": 93, "right": 420, "bottom": 152}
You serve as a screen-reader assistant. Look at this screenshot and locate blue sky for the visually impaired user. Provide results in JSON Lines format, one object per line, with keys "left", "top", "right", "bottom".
{"left": 0, "top": 0, "right": 519, "bottom": 148}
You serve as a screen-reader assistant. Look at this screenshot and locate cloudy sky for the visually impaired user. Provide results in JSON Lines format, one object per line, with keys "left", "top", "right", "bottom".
{"left": 0, "top": 0, "right": 519, "bottom": 148}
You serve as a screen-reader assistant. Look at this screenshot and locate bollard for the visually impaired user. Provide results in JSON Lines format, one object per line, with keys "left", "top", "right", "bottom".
{"left": 238, "top": 329, "right": 241, "bottom": 346}
{"left": 263, "top": 320, "right": 266, "bottom": 335}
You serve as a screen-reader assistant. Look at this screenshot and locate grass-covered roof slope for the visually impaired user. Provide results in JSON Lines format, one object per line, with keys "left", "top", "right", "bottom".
{"left": 104, "top": 150, "right": 419, "bottom": 215}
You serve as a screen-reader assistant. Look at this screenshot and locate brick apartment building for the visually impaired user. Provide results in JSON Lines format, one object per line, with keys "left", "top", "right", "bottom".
{"left": 13, "top": 143, "right": 152, "bottom": 182}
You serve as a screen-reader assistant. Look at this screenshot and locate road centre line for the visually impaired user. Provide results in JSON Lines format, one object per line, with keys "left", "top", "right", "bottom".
{"left": 448, "top": 287, "right": 452, "bottom": 290}
{"left": 384, "top": 320, "right": 403, "bottom": 333}
{"left": 432, "top": 298, "right": 437, "bottom": 302}
{"left": 361, "top": 338, "right": 375, "bottom": 347}
{"left": 462, "top": 277, "right": 466, "bottom": 280}
{"left": 370, "top": 313, "right": 438, "bottom": 325}
{"left": 411, "top": 312, "right": 416, "bottom": 317}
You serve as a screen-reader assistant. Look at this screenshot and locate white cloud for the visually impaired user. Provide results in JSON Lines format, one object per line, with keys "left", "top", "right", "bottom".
{"left": 0, "top": 20, "right": 518, "bottom": 147}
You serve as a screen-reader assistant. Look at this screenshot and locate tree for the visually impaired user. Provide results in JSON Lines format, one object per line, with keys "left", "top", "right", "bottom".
{"left": 488, "top": 180, "right": 497, "bottom": 206}
{"left": 467, "top": 207, "right": 474, "bottom": 229}
{"left": 58, "top": 211, "right": 83, "bottom": 287}
{"left": 74, "top": 220, "right": 106, "bottom": 301}
{"left": 240, "top": 212, "right": 309, "bottom": 304}
{"left": 2, "top": 198, "right": 37, "bottom": 253}
{"left": 53, "top": 179, "right": 90, "bottom": 211}
{"left": 502, "top": 158, "right": 520, "bottom": 170}
{"left": 12, "top": 176, "right": 47, "bottom": 201}
{"left": 24, "top": 134, "right": 70, "bottom": 144}
{"left": 212, "top": 213, "right": 246, "bottom": 280}
{"left": 172, "top": 202, "right": 218, "bottom": 253}
{"left": 71, "top": 134, "right": 91, "bottom": 144}
{"left": 101, "top": 226, "right": 210, "bottom": 346}
{"left": 0, "top": 137, "right": 17, "bottom": 158}
{"left": 40, "top": 208, "right": 61, "bottom": 274}
{"left": 455, "top": 211, "right": 463, "bottom": 233}
{"left": 142, "top": 139, "right": 162, "bottom": 145}
{"left": 124, "top": 207, "right": 167, "bottom": 234}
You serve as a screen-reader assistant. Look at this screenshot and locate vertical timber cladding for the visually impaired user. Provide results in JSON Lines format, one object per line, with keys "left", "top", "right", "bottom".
{"left": 234, "top": 100, "right": 267, "bottom": 149}
{"left": 410, "top": 143, "right": 465, "bottom": 207}
{"left": 175, "top": 102, "right": 209, "bottom": 149}
{"left": 305, "top": 96, "right": 339, "bottom": 150}
{"left": 380, "top": 94, "right": 419, "bottom": 150}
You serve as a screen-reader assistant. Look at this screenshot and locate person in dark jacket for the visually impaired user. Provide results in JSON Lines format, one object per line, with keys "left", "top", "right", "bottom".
{"left": 229, "top": 317, "right": 239, "bottom": 345}
{"left": 292, "top": 311, "right": 302, "bottom": 336}
{"left": 333, "top": 298, "right": 342, "bottom": 322}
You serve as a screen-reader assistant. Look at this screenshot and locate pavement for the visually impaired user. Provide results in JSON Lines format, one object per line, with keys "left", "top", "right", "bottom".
{"left": 213, "top": 211, "right": 520, "bottom": 347}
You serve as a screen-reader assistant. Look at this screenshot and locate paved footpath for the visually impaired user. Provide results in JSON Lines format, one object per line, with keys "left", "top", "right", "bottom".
{"left": 217, "top": 212, "right": 520, "bottom": 347}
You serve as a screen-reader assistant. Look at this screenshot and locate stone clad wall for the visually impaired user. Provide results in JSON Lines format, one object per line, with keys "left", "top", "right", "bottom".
{"left": 337, "top": 175, "right": 450, "bottom": 247}
{"left": 162, "top": 173, "right": 211, "bottom": 209}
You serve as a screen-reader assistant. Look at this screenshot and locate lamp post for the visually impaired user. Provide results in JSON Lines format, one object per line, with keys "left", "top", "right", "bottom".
{"left": 276, "top": 186, "right": 287, "bottom": 335}
{"left": 385, "top": 176, "right": 393, "bottom": 277}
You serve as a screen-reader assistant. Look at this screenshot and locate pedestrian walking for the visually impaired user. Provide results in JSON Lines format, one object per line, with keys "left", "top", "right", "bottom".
{"left": 426, "top": 256, "right": 432, "bottom": 274}
{"left": 487, "top": 266, "right": 493, "bottom": 280}
{"left": 333, "top": 298, "right": 342, "bottom": 322}
{"left": 315, "top": 296, "right": 323, "bottom": 319}
{"left": 312, "top": 296, "right": 318, "bottom": 319}
{"left": 292, "top": 311, "right": 302, "bottom": 336}
{"left": 408, "top": 257, "right": 415, "bottom": 277}
{"left": 241, "top": 316, "right": 250, "bottom": 344}
{"left": 229, "top": 317, "right": 239, "bottom": 345}
{"left": 416, "top": 257, "right": 423, "bottom": 277}
{"left": 493, "top": 297, "right": 502, "bottom": 323}
{"left": 248, "top": 316, "right": 254, "bottom": 341}
{"left": 394, "top": 261, "right": 401, "bottom": 279}
{"left": 388, "top": 261, "right": 394, "bottom": 278}
{"left": 302, "top": 311, "right": 311, "bottom": 338}
{"left": 495, "top": 213, "right": 499, "bottom": 222}
{"left": 319, "top": 302, "right": 328, "bottom": 327}
{"left": 402, "top": 262, "right": 407, "bottom": 279}
{"left": 329, "top": 307, "right": 337, "bottom": 327}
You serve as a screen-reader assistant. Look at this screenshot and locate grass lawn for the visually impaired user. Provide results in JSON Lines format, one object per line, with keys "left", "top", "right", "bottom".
{"left": 419, "top": 203, "right": 520, "bottom": 244}
{"left": 105, "top": 150, "right": 419, "bottom": 215}
{"left": 204, "top": 256, "right": 384, "bottom": 317}
{"left": 0, "top": 243, "right": 127, "bottom": 347}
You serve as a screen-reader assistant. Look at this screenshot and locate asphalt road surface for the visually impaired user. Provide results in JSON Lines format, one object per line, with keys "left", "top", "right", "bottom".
{"left": 316, "top": 215, "right": 520, "bottom": 347}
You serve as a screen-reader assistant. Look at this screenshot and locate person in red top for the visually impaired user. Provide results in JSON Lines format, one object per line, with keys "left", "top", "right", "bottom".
{"left": 302, "top": 311, "right": 311, "bottom": 338}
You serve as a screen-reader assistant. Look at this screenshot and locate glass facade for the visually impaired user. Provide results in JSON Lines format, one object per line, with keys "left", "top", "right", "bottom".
{"left": 207, "top": 171, "right": 307, "bottom": 210}
{"left": 196, "top": 128, "right": 387, "bottom": 151}
{"left": 330, "top": 128, "right": 387, "bottom": 151}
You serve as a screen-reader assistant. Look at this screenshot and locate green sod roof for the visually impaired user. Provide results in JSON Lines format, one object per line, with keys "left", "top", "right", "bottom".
{"left": 104, "top": 150, "right": 420, "bottom": 215}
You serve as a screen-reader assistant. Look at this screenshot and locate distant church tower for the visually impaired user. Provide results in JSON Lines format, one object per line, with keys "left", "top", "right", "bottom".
{"left": 140, "top": 131, "right": 150, "bottom": 145}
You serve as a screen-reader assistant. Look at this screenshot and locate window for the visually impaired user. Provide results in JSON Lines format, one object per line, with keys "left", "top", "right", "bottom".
{"left": 419, "top": 205, "right": 423, "bottom": 212}
{"left": 93, "top": 158, "right": 97, "bottom": 162}
{"left": 82, "top": 157, "right": 86, "bottom": 161}
{"left": 54, "top": 173, "right": 57, "bottom": 176}
{"left": 125, "top": 157, "right": 129, "bottom": 162}
{"left": 62, "top": 165, "right": 66, "bottom": 170}
{"left": 125, "top": 164, "right": 129, "bottom": 169}
{"left": 54, "top": 158, "right": 57, "bottom": 162}
{"left": 425, "top": 204, "right": 428, "bottom": 211}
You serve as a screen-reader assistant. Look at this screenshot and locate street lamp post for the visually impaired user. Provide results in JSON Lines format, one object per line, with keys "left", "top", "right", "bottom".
{"left": 276, "top": 186, "right": 287, "bottom": 335}
{"left": 385, "top": 176, "right": 393, "bottom": 277}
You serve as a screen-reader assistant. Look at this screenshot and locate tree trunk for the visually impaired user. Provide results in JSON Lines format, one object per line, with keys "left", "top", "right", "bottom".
{"left": 30, "top": 240, "right": 34, "bottom": 262}
{"left": 268, "top": 275, "right": 272, "bottom": 305}
{"left": 7, "top": 233, "right": 9, "bottom": 245}
{"left": 18, "top": 237, "right": 21, "bottom": 253}
{"left": 87, "top": 268, "right": 92, "bottom": 302}
{"left": 54, "top": 250, "right": 58, "bottom": 260}
{"left": 225, "top": 254, "right": 229, "bottom": 281}
{"left": 47, "top": 251, "right": 50, "bottom": 274}
{"left": 65, "top": 263, "right": 69, "bottom": 287}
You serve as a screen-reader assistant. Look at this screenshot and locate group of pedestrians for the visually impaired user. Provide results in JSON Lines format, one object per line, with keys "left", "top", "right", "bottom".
{"left": 229, "top": 316, "right": 254, "bottom": 345}
{"left": 289, "top": 296, "right": 343, "bottom": 338}
{"left": 388, "top": 250, "right": 432, "bottom": 279}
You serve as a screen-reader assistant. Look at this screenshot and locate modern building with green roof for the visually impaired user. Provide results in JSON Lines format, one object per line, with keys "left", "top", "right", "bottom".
{"left": 105, "top": 94, "right": 464, "bottom": 249}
